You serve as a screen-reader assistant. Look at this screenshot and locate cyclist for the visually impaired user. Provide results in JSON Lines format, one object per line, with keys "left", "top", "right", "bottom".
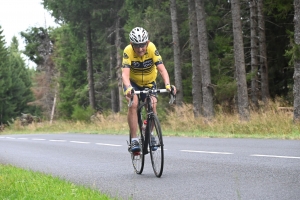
{"left": 122, "top": 27, "right": 176, "bottom": 153}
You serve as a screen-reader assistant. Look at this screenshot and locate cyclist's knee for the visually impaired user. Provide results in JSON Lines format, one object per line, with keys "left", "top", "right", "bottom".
{"left": 152, "top": 99, "right": 158, "bottom": 113}
{"left": 151, "top": 96, "right": 158, "bottom": 106}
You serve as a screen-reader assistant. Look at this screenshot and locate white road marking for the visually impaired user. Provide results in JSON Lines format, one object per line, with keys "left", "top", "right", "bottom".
{"left": 2, "top": 137, "right": 299, "bottom": 161}
{"left": 250, "top": 154, "right": 300, "bottom": 159}
{"left": 49, "top": 140, "right": 66, "bottom": 142}
{"left": 70, "top": 141, "right": 90, "bottom": 144}
{"left": 32, "top": 138, "right": 46, "bottom": 141}
{"left": 96, "top": 143, "right": 122, "bottom": 147}
{"left": 5, "top": 137, "right": 16, "bottom": 139}
{"left": 181, "top": 150, "right": 233, "bottom": 155}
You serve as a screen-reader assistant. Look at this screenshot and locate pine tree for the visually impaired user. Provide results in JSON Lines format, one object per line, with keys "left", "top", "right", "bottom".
{"left": 170, "top": 0, "right": 183, "bottom": 106}
{"left": 230, "top": 0, "right": 250, "bottom": 121}
{"left": 258, "top": 0, "right": 270, "bottom": 102}
{"left": 51, "top": 25, "right": 87, "bottom": 118}
{"left": 8, "top": 37, "right": 35, "bottom": 116}
{"left": 188, "top": 0, "right": 202, "bottom": 118}
{"left": 21, "top": 27, "right": 56, "bottom": 118}
{"left": 250, "top": 0, "right": 259, "bottom": 108}
{"left": 195, "top": 0, "right": 214, "bottom": 119}
{"left": 0, "top": 26, "right": 13, "bottom": 124}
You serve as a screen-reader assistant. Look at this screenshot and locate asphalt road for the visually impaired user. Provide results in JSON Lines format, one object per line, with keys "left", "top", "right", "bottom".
{"left": 0, "top": 133, "right": 299, "bottom": 200}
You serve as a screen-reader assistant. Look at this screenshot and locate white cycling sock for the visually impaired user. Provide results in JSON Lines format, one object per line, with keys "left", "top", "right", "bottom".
{"left": 131, "top": 138, "right": 138, "bottom": 142}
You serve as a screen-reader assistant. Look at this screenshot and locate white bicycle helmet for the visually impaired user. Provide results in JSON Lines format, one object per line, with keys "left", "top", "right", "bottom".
{"left": 129, "top": 27, "right": 149, "bottom": 44}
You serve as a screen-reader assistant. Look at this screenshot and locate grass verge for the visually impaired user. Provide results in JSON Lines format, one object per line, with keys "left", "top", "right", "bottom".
{"left": 0, "top": 164, "right": 112, "bottom": 200}
{"left": 1, "top": 102, "right": 300, "bottom": 139}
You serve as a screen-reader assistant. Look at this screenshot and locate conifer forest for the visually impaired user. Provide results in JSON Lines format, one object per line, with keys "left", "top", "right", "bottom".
{"left": 0, "top": 0, "right": 300, "bottom": 124}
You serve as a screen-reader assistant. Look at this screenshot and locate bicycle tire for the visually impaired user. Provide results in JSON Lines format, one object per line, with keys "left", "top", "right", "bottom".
{"left": 149, "top": 114, "right": 164, "bottom": 177}
{"left": 130, "top": 116, "right": 145, "bottom": 174}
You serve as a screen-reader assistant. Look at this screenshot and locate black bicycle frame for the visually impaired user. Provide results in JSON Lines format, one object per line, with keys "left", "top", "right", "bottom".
{"left": 137, "top": 93, "right": 155, "bottom": 154}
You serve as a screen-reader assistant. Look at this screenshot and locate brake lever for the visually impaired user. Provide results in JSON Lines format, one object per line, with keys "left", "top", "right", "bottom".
{"left": 169, "top": 94, "right": 176, "bottom": 104}
{"left": 169, "top": 87, "right": 176, "bottom": 105}
{"left": 128, "top": 89, "right": 135, "bottom": 107}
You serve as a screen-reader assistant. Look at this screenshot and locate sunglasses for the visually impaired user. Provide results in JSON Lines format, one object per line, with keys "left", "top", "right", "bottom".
{"left": 132, "top": 42, "right": 147, "bottom": 48}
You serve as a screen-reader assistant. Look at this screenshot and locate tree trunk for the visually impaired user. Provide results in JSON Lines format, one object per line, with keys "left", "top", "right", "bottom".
{"left": 170, "top": 0, "right": 183, "bottom": 105}
{"left": 293, "top": 0, "right": 300, "bottom": 122}
{"left": 257, "top": 0, "right": 270, "bottom": 103}
{"left": 110, "top": 28, "right": 118, "bottom": 113}
{"left": 50, "top": 85, "right": 57, "bottom": 124}
{"left": 86, "top": 21, "right": 96, "bottom": 110}
{"left": 188, "top": 0, "right": 202, "bottom": 118}
{"left": 115, "top": 17, "right": 123, "bottom": 112}
{"left": 231, "top": 0, "right": 250, "bottom": 121}
{"left": 250, "top": 0, "right": 259, "bottom": 108}
{"left": 195, "top": 0, "right": 214, "bottom": 119}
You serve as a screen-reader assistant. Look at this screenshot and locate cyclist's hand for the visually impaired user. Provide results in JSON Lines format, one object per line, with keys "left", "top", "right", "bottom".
{"left": 166, "top": 84, "right": 176, "bottom": 95}
{"left": 125, "top": 86, "right": 134, "bottom": 98}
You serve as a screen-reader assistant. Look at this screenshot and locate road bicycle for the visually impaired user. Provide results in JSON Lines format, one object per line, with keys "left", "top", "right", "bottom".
{"left": 127, "top": 87, "right": 175, "bottom": 177}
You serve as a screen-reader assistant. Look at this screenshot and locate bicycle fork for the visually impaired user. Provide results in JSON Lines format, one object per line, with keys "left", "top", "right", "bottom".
{"left": 142, "top": 114, "right": 154, "bottom": 155}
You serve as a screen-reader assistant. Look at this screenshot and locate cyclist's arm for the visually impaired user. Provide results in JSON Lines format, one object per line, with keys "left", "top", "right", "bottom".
{"left": 122, "top": 66, "right": 131, "bottom": 89}
{"left": 122, "top": 46, "right": 132, "bottom": 89}
{"left": 157, "top": 63, "right": 177, "bottom": 95}
{"left": 157, "top": 63, "right": 170, "bottom": 87}
{"left": 157, "top": 63, "right": 173, "bottom": 90}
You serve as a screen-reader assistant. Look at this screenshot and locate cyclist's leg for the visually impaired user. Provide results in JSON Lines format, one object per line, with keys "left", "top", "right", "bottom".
{"left": 126, "top": 95, "right": 139, "bottom": 139}
{"left": 123, "top": 82, "right": 142, "bottom": 152}
{"left": 143, "top": 81, "right": 158, "bottom": 114}
{"left": 123, "top": 81, "right": 140, "bottom": 139}
{"left": 150, "top": 95, "right": 158, "bottom": 114}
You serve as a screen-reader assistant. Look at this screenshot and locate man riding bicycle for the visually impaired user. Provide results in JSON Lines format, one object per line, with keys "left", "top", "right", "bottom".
{"left": 122, "top": 27, "right": 176, "bottom": 153}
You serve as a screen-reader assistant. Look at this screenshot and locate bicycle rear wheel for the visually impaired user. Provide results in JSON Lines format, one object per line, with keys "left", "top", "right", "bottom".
{"left": 149, "top": 114, "right": 164, "bottom": 177}
{"left": 130, "top": 121, "right": 145, "bottom": 174}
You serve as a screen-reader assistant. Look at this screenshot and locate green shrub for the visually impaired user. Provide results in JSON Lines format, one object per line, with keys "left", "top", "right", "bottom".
{"left": 71, "top": 105, "right": 94, "bottom": 121}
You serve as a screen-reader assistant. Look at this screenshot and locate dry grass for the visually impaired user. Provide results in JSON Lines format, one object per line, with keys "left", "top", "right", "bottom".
{"left": 163, "top": 102, "right": 299, "bottom": 139}
{"left": 2, "top": 101, "right": 300, "bottom": 139}
{"left": 5, "top": 113, "right": 129, "bottom": 135}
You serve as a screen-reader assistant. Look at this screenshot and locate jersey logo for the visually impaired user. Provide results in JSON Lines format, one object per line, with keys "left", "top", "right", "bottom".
{"left": 154, "top": 50, "right": 160, "bottom": 56}
{"left": 123, "top": 53, "right": 129, "bottom": 59}
{"left": 132, "top": 61, "right": 141, "bottom": 68}
{"left": 143, "top": 60, "right": 153, "bottom": 68}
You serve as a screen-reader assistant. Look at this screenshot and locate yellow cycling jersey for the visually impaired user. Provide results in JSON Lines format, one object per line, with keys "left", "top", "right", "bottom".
{"left": 122, "top": 42, "right": 163, "bottom": 87}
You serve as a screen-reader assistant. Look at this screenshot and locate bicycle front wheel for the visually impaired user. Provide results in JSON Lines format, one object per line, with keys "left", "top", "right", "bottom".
{"left": 149, "top": 114, "right": 164, "bottom": 177}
